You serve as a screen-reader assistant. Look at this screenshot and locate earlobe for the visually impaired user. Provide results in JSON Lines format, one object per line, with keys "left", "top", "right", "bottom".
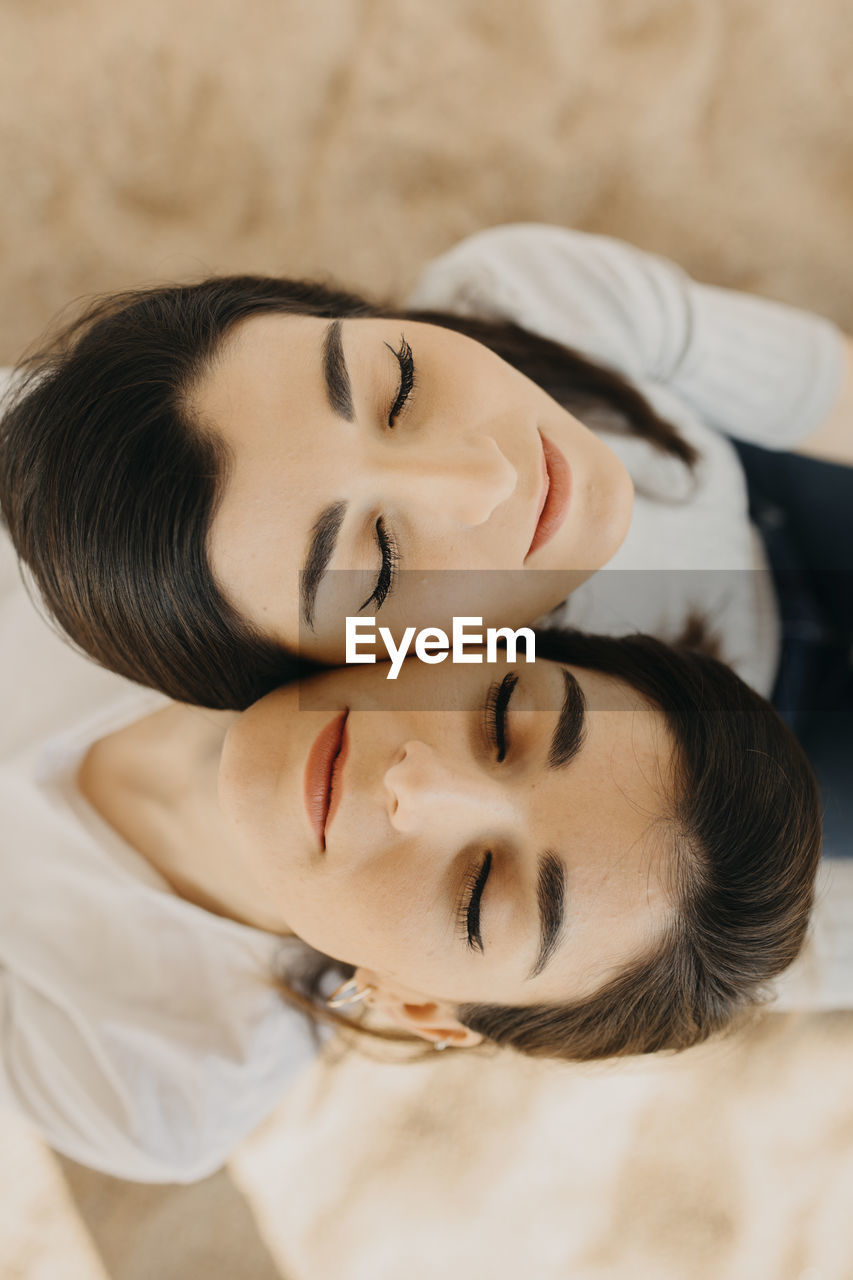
{"left": 352, "top": 968, "right": 484, "bottom": 1050}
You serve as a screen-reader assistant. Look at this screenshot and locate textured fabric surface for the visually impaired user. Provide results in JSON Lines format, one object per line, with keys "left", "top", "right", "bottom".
{"left": 2, "top": 2, "right": 853, "bottom": 1277}
{"left": 2, "top": 0, "right": 853, "bottom": 362}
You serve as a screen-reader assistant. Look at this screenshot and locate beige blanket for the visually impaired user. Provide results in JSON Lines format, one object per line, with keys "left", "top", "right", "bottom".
{"left": 1, "top": 2, "right": 852, "bottom": 1275}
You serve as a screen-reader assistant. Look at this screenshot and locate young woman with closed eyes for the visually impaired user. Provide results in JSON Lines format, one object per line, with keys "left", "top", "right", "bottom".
{"left": 0, "top": 528, "right": 824, "bottom": 1182}
{"left": 2, "top": 225, "right": 851, "bottom": 725}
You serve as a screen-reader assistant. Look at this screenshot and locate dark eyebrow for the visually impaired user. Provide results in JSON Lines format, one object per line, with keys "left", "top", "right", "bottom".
{"left": 528, "top": 850, "right": 566, "bottom": 979}
{"left": 525, "top": 669, "right": 582, "bottom": 978}
{"left": 300, "top": 500, "right": 348, "bottom": 630}
{"left": 323, "top": 320, "right": 354, "bottom": 421}
{"left": 548, "top": 668, "right": 587, "bottom": 770}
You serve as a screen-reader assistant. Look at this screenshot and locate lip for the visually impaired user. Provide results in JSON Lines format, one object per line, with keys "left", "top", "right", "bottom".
{"left": 304, "top": 710, "right": 349, "bottom": 850}
{"left": 525, "top": 431, "right": 572, "bottom": 559}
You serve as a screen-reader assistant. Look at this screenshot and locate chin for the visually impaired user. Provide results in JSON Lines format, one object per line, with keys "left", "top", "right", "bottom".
{"left": 586, "top": 459, "right": 634, "bottom": 569}
{"left": 608, "top": 463, "right": 635, "bottom": 553}
{"left": 545, "top": 479, "right": 633, "bottom": 576}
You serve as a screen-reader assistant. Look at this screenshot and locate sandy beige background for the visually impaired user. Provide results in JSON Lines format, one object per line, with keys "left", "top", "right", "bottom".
{"left": 2, "top": 1, "right": 853, "bottom": 1277}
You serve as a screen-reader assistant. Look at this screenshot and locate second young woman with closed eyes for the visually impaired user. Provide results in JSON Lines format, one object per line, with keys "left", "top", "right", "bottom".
{"left": 78, "top": 649, "right": 674, "bottom": 1023}
{"left": 76, "top": 631, "right": 821, "bottom": 1064}
{"left": 5, "top": 586, "right": 822, "bottom": 1178}
{"left": 196, "top": 652, "right": 674, "bottom": 1015}
{"left": 4, "top": 226, "right": 849, "bottom": 713}
{"left": 200, "top": 312, "right": 632, "bottom": 660}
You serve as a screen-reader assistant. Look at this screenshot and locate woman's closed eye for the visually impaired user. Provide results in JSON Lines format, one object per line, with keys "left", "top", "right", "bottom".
{"left": 484, "top": 672, "right": 518, "bottom": 762}
{"left": 356, "top": 334, "right": 414, "bottom": 612}
{"left": 385, "top": 334, "right": 416, "bottom": 427}
{"left": 359, "top": 517, "right": 399, "bottom": 612}
{"left": 456, "top": 851, "right": 492, "bottom": 953}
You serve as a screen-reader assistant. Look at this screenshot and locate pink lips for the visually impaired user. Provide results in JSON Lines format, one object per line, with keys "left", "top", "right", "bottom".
{"left": 304, "top": 710, "right": 349, "bottom": 850}
{"left": 526, "top": 431, "right": 572, "bottom": 559}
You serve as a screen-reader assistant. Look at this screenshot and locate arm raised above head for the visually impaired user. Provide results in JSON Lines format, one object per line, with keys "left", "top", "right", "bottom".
{"left": 410, "top": 223, "right": 848, "bottom": 459}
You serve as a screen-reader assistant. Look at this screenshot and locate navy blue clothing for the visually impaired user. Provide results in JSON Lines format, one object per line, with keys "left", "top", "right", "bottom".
{"left": 734, "top": 442, "right": 853, "bottom": 856}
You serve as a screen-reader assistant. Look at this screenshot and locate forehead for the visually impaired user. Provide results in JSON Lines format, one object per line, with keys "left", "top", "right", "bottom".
{"left": 192, "top": 314, "right": 332, "bottom": 639}
{"left": 192, "top": 312, "right": 327, "bottom": 442}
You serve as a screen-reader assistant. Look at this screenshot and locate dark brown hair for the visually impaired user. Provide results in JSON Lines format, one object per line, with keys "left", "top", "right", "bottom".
{"left": 281, "top": 631, "right": 822, "bottom": 1063}
{"left": 0, "top": 276, "right": 691, "bottom": 709}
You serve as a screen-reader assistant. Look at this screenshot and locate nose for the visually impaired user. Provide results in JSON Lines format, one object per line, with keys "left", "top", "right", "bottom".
{"left": 384, "top": 739, "right": 510, "bottom": 835}
{"left": 381, "top": 435, "right": 517, "bottom": 528}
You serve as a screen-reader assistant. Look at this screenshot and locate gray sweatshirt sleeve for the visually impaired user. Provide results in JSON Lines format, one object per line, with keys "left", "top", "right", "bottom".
{"left": 408, "top": 223, "right": 845, "bottom": 450}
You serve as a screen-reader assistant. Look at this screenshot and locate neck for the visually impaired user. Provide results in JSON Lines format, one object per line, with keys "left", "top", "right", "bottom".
{"left": 77, "top": 702, "right": 290, "bottom": 934}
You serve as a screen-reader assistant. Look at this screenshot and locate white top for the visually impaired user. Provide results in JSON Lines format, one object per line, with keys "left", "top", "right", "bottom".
{"left": 409, "top": 224, "right": 846, "bottom": 695}
{"left": 0, "top": 528, "right": 317, "bottom": 1183}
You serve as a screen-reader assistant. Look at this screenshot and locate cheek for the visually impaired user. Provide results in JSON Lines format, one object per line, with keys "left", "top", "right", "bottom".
{"left": 218, "top": 716, "right": 281, "bottom": 829}
{"left": 219, "top": 791, "right": 303, "bottom": 897}
{"left": 559, "top": 443, "right": 632, "bottom": 567}
{"left": 290, "top": 861, "right": 434, "bottom": 969}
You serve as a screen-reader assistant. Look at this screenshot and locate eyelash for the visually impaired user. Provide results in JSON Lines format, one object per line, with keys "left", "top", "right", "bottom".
{"left": 456, "top": 851, "right": 492, "bottom": 954}
{"left": 358, "top": 517, "right": 399, "bottom": 612}
{"left": 385, "top": 335, "right": 416, "bottom": 427}
{"left": 484, "top": 673, "right": 518, "bottom": 763}
{"left": 357, "top": 335, "right": 413, "bottom": 612}
{"left": 454, "top": 674, "right": 517, "bottom": 954}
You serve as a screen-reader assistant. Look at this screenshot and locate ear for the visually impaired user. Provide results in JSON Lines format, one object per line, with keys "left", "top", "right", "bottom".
{"left": 353, "top": 968, "right": 484, "bottom": 1050}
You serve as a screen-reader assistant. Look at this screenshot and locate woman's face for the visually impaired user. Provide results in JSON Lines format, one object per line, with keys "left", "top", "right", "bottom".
{"left": 217, "top": 655, "right": 675, "bottom": 1017}
{"left": 196, "top": 315, "right": 634, "bottom": 661}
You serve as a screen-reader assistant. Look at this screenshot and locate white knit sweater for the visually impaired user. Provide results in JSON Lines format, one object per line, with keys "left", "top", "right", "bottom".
{"left": 409, "top": 223, "right": 845, "bottom": 696}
